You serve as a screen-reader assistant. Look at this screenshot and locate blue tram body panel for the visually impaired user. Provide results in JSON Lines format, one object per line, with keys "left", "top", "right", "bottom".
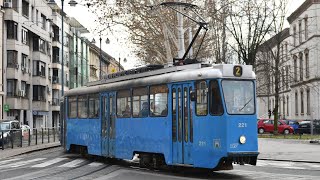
{"left": 192, "top": 115, "right": 227, "bottom": 168}
{"left": 66, "top": 119, "right": 102, "bottom": 156}
{"left": 62, "top": 64, "right": 259, "bottom": 170}
{"left": 114, "top": 117, "right": 171, "bottom": 160}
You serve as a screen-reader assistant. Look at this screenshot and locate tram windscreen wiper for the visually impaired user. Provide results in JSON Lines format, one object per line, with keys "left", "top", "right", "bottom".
{"left": 239, "top": 98, "right": 253, "bottom": 112}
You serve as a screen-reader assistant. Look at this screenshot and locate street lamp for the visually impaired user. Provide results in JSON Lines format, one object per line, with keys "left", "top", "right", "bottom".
{"left": 48, "top": 0, "right": 77, "bottom": 147}
{"left": 118, "top": 57, "right": 127, "bottom": 71}
{"left": 91, "top": 34, "right": 110, "bottom": 79}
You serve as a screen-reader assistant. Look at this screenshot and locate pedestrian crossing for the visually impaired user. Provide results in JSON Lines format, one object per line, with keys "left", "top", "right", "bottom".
{"left": 0, "top": 157, "right": 319, "bottom": 170}
{"left": 234, "top": 159, "right": 320, "bottom": 170}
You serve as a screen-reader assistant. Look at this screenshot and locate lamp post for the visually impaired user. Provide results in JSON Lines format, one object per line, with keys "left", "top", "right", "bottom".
{"left": 118, "top": 57, "right": 127, "bottom": 71}
{"left": 92, "top": 34, "right": 110, "bottom": 79}
{"left": 48, "top": 0, "right": 77, "bottom": 148}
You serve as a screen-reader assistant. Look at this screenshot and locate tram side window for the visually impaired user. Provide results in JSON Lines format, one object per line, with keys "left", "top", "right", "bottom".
{"left": 117, "top": 90, "right": 131, "bottom": 118}
{"left": 133, "top": 87, "right": 148, "bottom": 118}
{"left": 209, "top": 80, "right": 223, "bottom": 115}
{"left": 78, "top": 95, "right": 88, "bottom": 118}
{"left": 196, "top": 81, "right": 208, "bottom": 116}
{"left": 68, "top": 96, "right": 77, "bottom": 118}
{"left": 88, "top": 94, "right": 99, "bottom": 118}
{"left": 150, "top": 85, "right": 168, "bottom": 117}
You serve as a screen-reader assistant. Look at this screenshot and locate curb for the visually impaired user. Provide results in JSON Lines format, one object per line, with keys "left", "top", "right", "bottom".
{"left": 0, "top": 143, "right": 61, "bottom": 160}
{"left": 258, "top": 158, "right": 320, "bottom": 164}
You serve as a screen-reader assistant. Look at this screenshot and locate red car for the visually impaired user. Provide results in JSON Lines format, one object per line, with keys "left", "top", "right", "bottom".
{"left": 257, "top": 119, "right": 294, "bottom": 134}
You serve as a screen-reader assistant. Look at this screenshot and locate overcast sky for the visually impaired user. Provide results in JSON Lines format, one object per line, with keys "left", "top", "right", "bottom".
{"left": 62, "top": 0, "right": 306, "bottom": 69}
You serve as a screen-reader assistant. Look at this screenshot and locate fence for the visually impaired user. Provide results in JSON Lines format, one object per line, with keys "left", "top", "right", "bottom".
{"left": 1, "top": 128, "right": 60, "bottom": 150}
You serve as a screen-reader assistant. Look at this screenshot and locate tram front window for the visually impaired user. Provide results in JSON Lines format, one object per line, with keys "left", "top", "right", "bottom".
{"left": 222, "top": 80, "right": 255, "bottom": 115}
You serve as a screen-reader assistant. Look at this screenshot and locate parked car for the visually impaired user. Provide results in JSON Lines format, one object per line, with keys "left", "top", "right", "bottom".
{"left": 296, "top": 120, "right": 320, "bottom": 134}
{"left": 257, "top": 119, "right": 294, "bottom": 134}
{"left": 283, "top": 120, "right": 300, "bottom": 133}
{"left": 0, "top": 120, "right": 21, "bottom": 144}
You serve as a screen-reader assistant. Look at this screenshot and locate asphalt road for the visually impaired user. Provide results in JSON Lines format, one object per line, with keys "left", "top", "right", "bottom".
{"left": 0, "top": 147, "right": 319, "bottom": 180}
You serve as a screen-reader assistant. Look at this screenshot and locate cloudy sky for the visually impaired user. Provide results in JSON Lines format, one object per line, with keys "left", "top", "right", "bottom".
{"left": 62, "top": 0, "right": 306, "bottom": 69}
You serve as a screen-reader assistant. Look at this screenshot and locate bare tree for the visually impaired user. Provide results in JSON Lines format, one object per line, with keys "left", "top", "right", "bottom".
{"left": 256, "top": 0, "right": 289, "bottom": 134}
{"left": 86, "top": 0, "right": 214, "bottom": 65}
{"left": 227, "top": 0, "right": 285, "bottom": 67}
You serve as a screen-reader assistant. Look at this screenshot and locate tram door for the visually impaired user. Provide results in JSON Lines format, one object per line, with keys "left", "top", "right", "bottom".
{"left": 101, "top": 92, "right": 116, "bottom": 157}
{"left": 172, "top": 84, "right": 194, "bottom": 165}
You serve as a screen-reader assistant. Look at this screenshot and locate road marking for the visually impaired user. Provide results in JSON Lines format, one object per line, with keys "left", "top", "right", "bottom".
{"left": 88, "top": 162, "right": 104, "bottom": 167}
{"left": 31, "top": 158, "right": 68, "bottom": 168}
{"left": 0, "top": 158, "right": 46, "bottom": 168}
{"left": 58, "top": 159, "right": 85, "bottom": 167}
{"left": 0, "top": 158, "right": 23, "bottom": 166}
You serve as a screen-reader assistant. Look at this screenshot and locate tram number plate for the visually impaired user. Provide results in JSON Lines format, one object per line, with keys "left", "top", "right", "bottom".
{"left": 238, "top": 123, "right": 247, "bottom": 128}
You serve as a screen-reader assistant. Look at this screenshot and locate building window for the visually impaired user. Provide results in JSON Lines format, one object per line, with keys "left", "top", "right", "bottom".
{"left": 299, "top": 53, "right": 303, "bottom": 81}
{"left": 283, "top": 96, "right": 285, "bottom": 118}
{"left": 21, "top": 54, "right": 27, "bottom": 70}
{"left": 287, "top": 96, "right": 289, "bottom": 116}
{"left": 12, "top": 0, "right": 18, "bottom": 12}
{"left": 33, "top": 85, "right": 46, "bottom": 101}
{"left": 295, "top": 92, "right": 298, "bottom": 115}
{"left": 7, "top": 50, "right": 18, "bottom": 68}
{"left": 285, "top": 66, "right": 289, "bottom": 89}
{"left": 293, "top": 25, "right": 296, "bottom": 47}
{"left": 7, "top": 79, "right": 17, "bottom": 97}
{"left": 293, "top": 56, "right": 297, "bottom": 82}
{"left": 41, "top": 14, "right": 46, "bottom": 30}
{"left": 33, "top": 60, "right": 46, "bottom": 77}
{"left": 304, "top": 16, "right": 308, "bottom": 40}
{"left": 7, "top": 21, "right": 18, "bottom": 40}
{"left": 36, "top": 9, "right": 39, "bottom": 26}
{"left": 22, "top": 28, "right": 28, "bottom": 45}
{"left": 300, "top": 90, "right": 304, "bottom": 115}
{"left": 52, "top": 47, "right": 60, "bottom": 63}
{"left": 33, "top": 37, "right": 47, "bottom": 53}
{"left": 31, "top": 6, "right": 34, "bottom": 22}
{"left": 305, "top": 49, "right": 309, "bottom": 78}
{"left": 298, "top": 20, "right": 302, "bottom": 44}
{"left": 307, "top": 89, "right": 310, "bottom": 115}
{"left": 22, "top": 0, "right": 29, "bottom": 18}
{"left": 21, "top": 81, "right": 27, "bottom": 97}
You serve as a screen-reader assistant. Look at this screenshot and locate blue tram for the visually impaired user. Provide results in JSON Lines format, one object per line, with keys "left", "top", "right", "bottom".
{"left": 61, "top": 63, "right": 258, "bottom": 170}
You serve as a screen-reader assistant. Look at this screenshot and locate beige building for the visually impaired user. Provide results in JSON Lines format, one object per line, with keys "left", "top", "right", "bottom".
{"left": 88, "top": 43, "right": 123, "bottom": 82}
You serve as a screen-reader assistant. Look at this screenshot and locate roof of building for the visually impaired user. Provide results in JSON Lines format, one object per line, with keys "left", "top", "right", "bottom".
{"left": 287, "top": 0, "right": 320, "bottom": 23}
{"left": 259, "top": 28, "right": 290, "bottom": 51}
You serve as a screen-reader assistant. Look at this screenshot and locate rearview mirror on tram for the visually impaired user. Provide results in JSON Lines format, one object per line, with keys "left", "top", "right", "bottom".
{"left": 190, "top": 91, "right": 196, "bottom": 101}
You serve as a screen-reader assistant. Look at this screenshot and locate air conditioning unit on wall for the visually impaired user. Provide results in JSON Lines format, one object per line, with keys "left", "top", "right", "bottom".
{"left": 4, "top": 1, "right": 12, "bottom": 8}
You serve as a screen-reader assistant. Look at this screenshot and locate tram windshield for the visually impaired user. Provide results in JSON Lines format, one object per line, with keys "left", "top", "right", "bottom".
{"left": 222, "top": 80, "right": 255, "bottom": 115}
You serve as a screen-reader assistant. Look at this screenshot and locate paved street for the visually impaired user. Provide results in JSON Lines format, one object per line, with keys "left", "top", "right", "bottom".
{"left": 0, "top": 138, "right": 320, "bottom": 179}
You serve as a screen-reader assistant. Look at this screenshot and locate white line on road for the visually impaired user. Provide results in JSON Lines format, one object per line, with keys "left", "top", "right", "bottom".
{"left": 0, "top": 158, "right": 46, "bottom": 168}
{"left": 0, "top": 158, "right": 23, "bottom": 166}
{"left": 31, "top": 158, "right": 68, "bottom": 168}
{"left": 58, "top": 159, "right": 85, "bottom": 167}
{"left": 88, "top": 162, "right": 104, "bottom": 167}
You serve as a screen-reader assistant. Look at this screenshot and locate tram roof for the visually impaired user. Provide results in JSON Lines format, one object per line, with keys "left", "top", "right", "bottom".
{"left": 65, "top": 64, "right": 255, "bottom": 96}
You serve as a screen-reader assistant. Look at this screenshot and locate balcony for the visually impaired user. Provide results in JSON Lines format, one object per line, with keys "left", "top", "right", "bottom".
{"left": 52, "top": 76, "right": 60, "bottom": 84}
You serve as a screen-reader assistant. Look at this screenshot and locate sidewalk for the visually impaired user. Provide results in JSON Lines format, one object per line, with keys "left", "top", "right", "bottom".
{"left": 258, "top": 138, "right": 320, "bottom": 163}
{"left": 0, "top": 142, "right": 60, "bottom": 160}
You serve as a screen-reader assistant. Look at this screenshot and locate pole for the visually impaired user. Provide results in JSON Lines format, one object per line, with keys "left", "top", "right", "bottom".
{"left": 61, "top": 0, "right": 65, "bottom": 147}
{"left": 99, "top": 35, "right": 102, "bottom": 79}
{"left": 118, "top": 57, "right": 120, "bottom": 71}
{"left": 61, "top": 0, "right": 64, "bottom": 96}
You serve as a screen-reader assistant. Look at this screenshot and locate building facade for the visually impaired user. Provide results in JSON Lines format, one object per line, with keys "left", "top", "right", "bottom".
{"left": 1, "top": 0, "right": 115, "bottom": 128}
{"left": 257, "top": 0, "right": 320, "bottom": 120}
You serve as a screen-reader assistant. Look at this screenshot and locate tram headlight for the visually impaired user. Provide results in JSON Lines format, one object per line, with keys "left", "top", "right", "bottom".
{"left": 239, "top": 135, "right": 246, "bottom": 144}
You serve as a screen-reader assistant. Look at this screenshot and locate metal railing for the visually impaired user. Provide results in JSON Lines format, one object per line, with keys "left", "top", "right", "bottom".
{"left": 1, "top": 127, "right": 60, "bottom": 150}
